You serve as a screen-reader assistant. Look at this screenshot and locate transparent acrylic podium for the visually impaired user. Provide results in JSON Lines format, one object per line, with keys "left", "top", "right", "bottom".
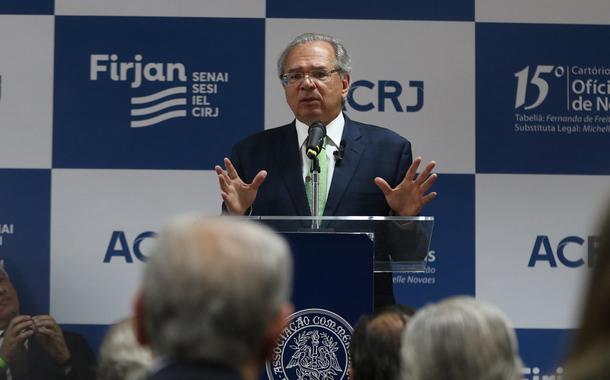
{"left": 246, "top": 216, "right": 434, "bottom": 273}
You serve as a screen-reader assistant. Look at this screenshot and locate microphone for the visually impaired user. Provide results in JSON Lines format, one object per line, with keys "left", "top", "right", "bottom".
{"left": 333, "top": 140, "right": 346, "bottom": 164}
{"left": 306, "top": 121, "right": 326, "bottom": 159}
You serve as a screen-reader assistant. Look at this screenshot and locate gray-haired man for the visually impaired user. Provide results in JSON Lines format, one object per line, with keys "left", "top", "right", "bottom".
{"left": 133, "top": 216, "right": 294, "bottom": 380}
{"left": 0, "top": 265, "right": 96, "bottom": 380}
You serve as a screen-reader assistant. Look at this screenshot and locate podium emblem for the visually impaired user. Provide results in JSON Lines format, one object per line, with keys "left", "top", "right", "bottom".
{"left": 266, "top": 308, "right": 353, "bottom": 380}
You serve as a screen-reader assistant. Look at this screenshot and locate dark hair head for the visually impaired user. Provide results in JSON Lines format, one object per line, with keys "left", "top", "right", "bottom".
{"left": 350, "top": 305, "right": 413, "bottom": 380}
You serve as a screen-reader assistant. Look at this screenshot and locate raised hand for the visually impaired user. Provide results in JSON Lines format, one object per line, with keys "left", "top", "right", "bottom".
{"left": 215, "top": 157, "right": 267, "bottom": 215}
{"left": 374, "top": 157, "right": 438, "bottom": 216}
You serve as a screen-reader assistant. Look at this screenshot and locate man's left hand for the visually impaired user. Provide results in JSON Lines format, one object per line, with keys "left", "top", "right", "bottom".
{"left": 374, "top": 157, "right": 438, "bottom": 216}
{"left": 31, "top": 315, "right": 71, "bottom": 365}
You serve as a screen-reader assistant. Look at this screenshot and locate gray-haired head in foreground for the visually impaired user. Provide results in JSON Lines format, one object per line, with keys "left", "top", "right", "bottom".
{"left": 141, "top": 216, "right": 293, "bottom": 367}
{"left": 98, "top": 318, "right": 153, "bottom": 380}
{"left": 401, "top": 296, "right": 522, "bottom": 380}
{"left": 277, "top": 32, "right": 352, "bottom": 78}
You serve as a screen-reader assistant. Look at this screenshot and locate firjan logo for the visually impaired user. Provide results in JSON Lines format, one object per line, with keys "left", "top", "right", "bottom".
{"left": 90, "top": 54, "right": 228, "bottom": 128}
{"left": 0, "top": 223, "right": 15, "bottom": 247}
{"left": 347, "top": 80, "right": 424, "bottom": 112}
{"left": 528, "top": 235, "right": 599, "bottom": 268}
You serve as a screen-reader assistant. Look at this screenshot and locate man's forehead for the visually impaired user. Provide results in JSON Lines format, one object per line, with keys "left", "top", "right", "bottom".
{"left": 285, "top": 42, "right": 334, "bottom": 65}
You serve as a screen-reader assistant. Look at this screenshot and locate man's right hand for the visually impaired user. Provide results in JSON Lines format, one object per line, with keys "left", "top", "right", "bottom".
{"left": 215, "top": 157, "right": 267, "bottom": 215}
{"left": 0, "top": 315, "right": 34, "bottom": 364}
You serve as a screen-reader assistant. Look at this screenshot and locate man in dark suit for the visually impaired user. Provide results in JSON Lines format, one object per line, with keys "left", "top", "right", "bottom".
{"left": 216, "top": 33, "right": 437, "bottom": 219}
{"left": 0, "top": 266, "right": 95, "bottom": 380}
{"left": 133, "top": 217, "right": 294, "bottom": 380}
{"left": 215, "top": 33, "right": 437, "bottom": 307}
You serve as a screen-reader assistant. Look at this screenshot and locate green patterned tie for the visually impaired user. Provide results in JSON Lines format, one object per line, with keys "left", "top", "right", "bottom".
{"left": 305, "top": 143, "right": 328, "bottom": 216}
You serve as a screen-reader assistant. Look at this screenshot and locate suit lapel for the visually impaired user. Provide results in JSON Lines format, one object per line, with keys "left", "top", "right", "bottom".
{"left": 275, "top": 121, "right": 311, "bottom": 216}
{"left": 324, "top": 115, "right": 365, "bottom": 216}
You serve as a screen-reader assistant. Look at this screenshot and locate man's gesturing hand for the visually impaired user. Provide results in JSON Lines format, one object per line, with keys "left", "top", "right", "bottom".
{"left": 215, "top": 157, "right": 267, "bottom": 215}
{"left": 374, "top": 157, "right": 438, "bottom": 216}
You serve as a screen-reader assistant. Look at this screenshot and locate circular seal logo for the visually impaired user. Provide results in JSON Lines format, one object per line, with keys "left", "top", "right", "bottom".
{"left": 266, "top": 308, "right": 353, "bottom": 380}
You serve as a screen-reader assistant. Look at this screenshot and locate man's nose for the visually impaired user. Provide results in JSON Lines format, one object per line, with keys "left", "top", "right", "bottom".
{"left": 299, "top": 75, "right": 316, "bottom": 89}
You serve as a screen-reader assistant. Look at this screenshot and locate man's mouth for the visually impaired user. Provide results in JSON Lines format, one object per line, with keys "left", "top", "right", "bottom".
{"left": 300, "top": 97, "right": 320, "bottom": 103}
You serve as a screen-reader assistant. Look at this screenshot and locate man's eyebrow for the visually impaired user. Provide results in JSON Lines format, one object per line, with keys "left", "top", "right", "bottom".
{"left": 285, "top": 64, "right": 330, "bottom": 73}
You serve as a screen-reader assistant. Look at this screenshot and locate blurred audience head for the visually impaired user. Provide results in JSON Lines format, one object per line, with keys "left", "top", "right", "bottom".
{"left": 98, "top": 318, "right": 153, "bottom": 380}
{"left": 401, "top": 296, "right": 522, "bottom": 380}
{"left": 350, "top": 304, "right": 414, "bottom": 380}
{"left": 565, "top": 201, "right": 610, "bottom": 380}
{"left": 133, "top": 215, "right": 293, "bottom": 371}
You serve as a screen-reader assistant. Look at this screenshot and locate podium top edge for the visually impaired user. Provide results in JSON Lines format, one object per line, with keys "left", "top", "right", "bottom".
{"left": 238, "top": 216, "right": 434, "bottom": 221}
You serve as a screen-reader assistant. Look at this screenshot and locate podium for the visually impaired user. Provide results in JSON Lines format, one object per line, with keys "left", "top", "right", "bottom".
{"left": 246, "top": 216, "right": 434, "bottom": 380}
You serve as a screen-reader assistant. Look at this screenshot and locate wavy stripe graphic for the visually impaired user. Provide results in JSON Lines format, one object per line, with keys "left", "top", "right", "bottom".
{"left": 131, "top": 98, "right": 187, "bottom": 116}
{"left": 131, "top": 86, "right": 187, "bottom": 105}
{"left": 130, "top": 110, "right": 187, "bottom": 128}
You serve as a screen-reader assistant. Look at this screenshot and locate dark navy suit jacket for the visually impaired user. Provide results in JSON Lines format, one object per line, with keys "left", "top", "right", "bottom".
{"left": 230, "top": 114, "right": 412, "bottom": 218}
{"left": 0, "top": 331, "right": 96, "bottom": 380}
{"left": 228, "top": 114, "right": 413, "bottom": 307}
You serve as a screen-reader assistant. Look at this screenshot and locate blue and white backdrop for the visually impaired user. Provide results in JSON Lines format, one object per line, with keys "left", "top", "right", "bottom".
{"left": 1, "top": 1, "right": 610, "bottom": 377}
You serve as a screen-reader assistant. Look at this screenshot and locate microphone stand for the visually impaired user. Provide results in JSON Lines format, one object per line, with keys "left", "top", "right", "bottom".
{"left": 310, "top": 155, "right": 321, "bottom": 230}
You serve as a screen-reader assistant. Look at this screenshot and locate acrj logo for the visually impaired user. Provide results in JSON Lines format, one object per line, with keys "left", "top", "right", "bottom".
{"left": 103, "top": 230, "right": 158, "bottom": 263}
{"left": 347, "top": 80, "right": 424, "bottom": 112}
{"left": 528, "top": 235, "right": 599, "bottom": 268}
{"left": 514, "top": 65, "right": 565, "bottom": 110}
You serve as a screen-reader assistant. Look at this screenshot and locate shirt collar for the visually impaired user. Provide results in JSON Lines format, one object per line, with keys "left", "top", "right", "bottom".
{"left": 295, "top": 113, "right": 345, "bottom": 149}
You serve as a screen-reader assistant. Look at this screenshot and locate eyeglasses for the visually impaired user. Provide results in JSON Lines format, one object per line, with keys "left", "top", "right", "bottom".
{"left": 280, "top": 68, "right": 341, "bottom": 86}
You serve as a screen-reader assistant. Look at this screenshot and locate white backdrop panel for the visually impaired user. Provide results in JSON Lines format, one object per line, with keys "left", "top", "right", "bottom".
{"left": 476, "top": 0, "right": 610, "bottom": 24}
{"left": 0, "top": 15, "right": 53, "bottom": 168}
{"left": 265, "top": 19, "right": 474, "bottom": 174}
{"left": 476, "top": 174, "right": 610, "bottom": 329}
{"left": 50, "top": 169, "right": 221, "bottom": 324}
{"left": 55, "top": 0, "right": 265, "bottom": 18}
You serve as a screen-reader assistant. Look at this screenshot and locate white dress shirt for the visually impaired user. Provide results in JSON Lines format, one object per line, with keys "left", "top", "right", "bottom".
{"left": 295, "top": 113, "right": 345, "bottom": 197}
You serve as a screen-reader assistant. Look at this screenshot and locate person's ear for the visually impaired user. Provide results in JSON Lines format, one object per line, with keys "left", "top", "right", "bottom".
{"left": 261, "top": 303, "right": 294, "bottom": 360}
{"left": 341, "top": 73, "right": 351, "bottom": 98}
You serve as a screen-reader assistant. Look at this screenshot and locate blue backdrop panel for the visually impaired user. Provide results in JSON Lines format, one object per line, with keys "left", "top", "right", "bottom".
{"left": 53, "top": 16, "right": 265, "bottom": 170}
{"left": 394, "top": 174, "right": 475, "bottom": 308}
{"left": 285, "top": 233, "right": 373, "bottom": 325}
{"left": 266, "top": 0, "right": 473, "bottom": 21}
{"left": 0, "top": 0, "right": 53, "bottom": 15}
{"left": 0, "top": 169, "right": 50, "bottom": 316}
{"left": 517, "top": 328, "right": 574, "bottom": 377}
{"left": 477, "top": 22, "right": 610, "bottom": 174}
